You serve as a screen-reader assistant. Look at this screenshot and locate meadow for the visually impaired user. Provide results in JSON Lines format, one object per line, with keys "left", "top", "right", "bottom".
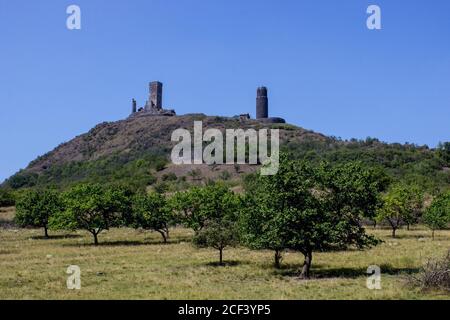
{"left": 0, "top": 207, "right": 449, "bottom": 300}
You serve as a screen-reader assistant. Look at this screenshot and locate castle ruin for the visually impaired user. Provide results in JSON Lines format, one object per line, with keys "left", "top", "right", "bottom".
{"left": 130, "top": 81, "right": 176, "bottom": 117}
{"left": 130, "top": 81, "right": 284, "bottom": 123}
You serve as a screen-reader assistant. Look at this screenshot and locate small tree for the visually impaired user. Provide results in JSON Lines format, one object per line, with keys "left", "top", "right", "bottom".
{"left": 52, "top": 184, "right": 132, "bottom": 245}
{"left": 193, "top": 220, "right": 239, "bottom": 265}
{"left": 132, "top": 192, "right": 171, "bottom": 243}
{"left": 172, "top": 184, "right": 240, "bottom": 264}
{"left": 423, "top": 191, "right": 450, "bottom": 240}
{"left": 15, "top": 189, "right": 62, "bottom": 238}
{"left": 377, "top": 184, "right": 424, "bottom": 238}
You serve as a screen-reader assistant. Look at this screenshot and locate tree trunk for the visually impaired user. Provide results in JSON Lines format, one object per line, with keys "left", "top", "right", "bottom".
{"left": 299, "top": 251, "right": 313, "bottom": 279}
{"left": 93, "top": 231, "right": 99, "bottom": 246}
{"left": 274, "top": 250, "right": 282, "bottom": 269}
{"left": 219, "top": 248, "right": 223, "bottom": 265}
{"left": 432, "top": 229, "right": 435, "bottom": 240}
{"left": 44, "top": 226, "right": 49, "bottom": 238}
{"left": 157, "top": 230, "right": 167, "bottom": 243}
{"left": 392, "top": 228, "right": 397, "bottom": 238}
{"left": 407, "top": 224, "right": 410, "bottom": 231}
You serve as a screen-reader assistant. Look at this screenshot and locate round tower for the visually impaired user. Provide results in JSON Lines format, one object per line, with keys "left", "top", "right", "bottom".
{"left": 132, "top": 98, "right": 137, "bottom": 114}
{"left": 256, "top": 86, "right": 268, "bottom": 119}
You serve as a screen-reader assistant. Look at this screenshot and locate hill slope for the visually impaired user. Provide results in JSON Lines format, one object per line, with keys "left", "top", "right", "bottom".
{"left": 3, "top": 114, "right": 449, "bottom": 192}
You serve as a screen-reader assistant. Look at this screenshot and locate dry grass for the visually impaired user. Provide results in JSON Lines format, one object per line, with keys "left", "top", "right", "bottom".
{"left": 0, "top": 208, "right": 449, "bottom": 300}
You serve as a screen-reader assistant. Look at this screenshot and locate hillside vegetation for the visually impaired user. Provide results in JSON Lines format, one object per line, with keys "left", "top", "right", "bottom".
{"left": 1, "top": 114, "right": 449, "bottom": 193}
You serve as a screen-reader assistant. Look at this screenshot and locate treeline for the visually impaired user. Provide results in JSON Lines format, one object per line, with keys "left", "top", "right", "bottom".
{"left": 12, "top": 154, "right": 450, "bottom": 278}
{"left": 3, "top": 134, "right": 449, "bottom": 194}
{"left": 4, "top": 151, "right": 168, "bottom": 191}
{"left": 283, "top": 139, "right": 450, "bottom": 192}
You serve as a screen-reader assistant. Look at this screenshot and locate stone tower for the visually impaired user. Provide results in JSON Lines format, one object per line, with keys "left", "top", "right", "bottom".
{"left": 132, "top": 98, "right": 137, "bottom": 113}
{"left": 149, "top": 81, "right": 163, "bottom": 111}
{"left": 256, "top": 86, "right": 268, "bottom": 119}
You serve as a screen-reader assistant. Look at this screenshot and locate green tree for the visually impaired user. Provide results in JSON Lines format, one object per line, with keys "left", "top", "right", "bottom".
{"left": 377, "top": 184, "right": 424, "bottom": 238}
{"left": 193, "top": 220, "right": 239, "bottom": 265}
{"left": 132, "top": 192, "right": 171, "bottom": 243}
{"left": 170, "top": 185, "right": 236, "bottom": 232}
{"left": 423, "top": 191, "right": 450, "bottom": 239}
{"left": 15, "top": 189, "right": 62, "bottom": 238}
{"left": 403, "top": 185, "right": 424, "bottom": 230}
{"left": 0, "top": 188, "right": 15, "bottom": 207}
{"left": 241, "top": 154, "right": 382, "bottom": 278}
{"left": 240, "top": 178, "right": 291, "bottom": 269}
{"left": 172, "top": 184, "right": 240, "bottom": 264}
{"left": 52, "top": 184, "right": 132, "bottom": 245}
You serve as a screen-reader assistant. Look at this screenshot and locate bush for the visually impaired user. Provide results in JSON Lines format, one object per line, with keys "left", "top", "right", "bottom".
{"left": 6, "top": 172, "right": 38, "bottom": 189}
{"left": 0, "top": 188, "right": 15, "bottom": 207}
{"left": 161, "top": 173, "right": 177, "bottom": 182}
{"left": 410, "top": 251, "right": 450, "bottom": 292}
{"left": 219, "top": 170, "right": 231, "bottom": 181}
{"left": 154, "top": 159, "right": 167, "bottom": 172}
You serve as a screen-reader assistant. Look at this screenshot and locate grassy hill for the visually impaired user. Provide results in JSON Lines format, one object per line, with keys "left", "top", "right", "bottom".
{"left": 2, "top": 114, "right": 449, "bottom": 193}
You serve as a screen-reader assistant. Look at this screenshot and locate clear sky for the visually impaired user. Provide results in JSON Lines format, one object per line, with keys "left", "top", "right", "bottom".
{"left": 0, "top": 0, "right": 449, "bottom": 182}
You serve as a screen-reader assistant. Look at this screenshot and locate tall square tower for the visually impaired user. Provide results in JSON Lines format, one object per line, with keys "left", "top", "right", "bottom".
{"left": 149, "top": 81, "right": 163, "bottom": 110}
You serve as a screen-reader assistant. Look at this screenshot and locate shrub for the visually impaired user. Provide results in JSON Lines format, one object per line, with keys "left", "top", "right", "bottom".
{"left": 0, "top": 188, "right": 15, "bottom": 207}
{"left": 154, "top": 159, "right": 167, "bottom": 172}
{"left": 219, "top": 170, "right": 231, "bottom": 181}
{"left": 410, "top": 251, "right": 450, "bottom": 292}
{"left": 161, "top": 173, "right": 177, "bottom": 182}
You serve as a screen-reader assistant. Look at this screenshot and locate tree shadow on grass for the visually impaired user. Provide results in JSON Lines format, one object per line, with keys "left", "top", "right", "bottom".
{"left": 61, "top": 237, "right": 190, "bottom": 247}
{"left": 62, "top": 240, "right": 150, "bottom": 247}
{"left": 143, "top": 235, "right": 193, "bottom": 245}
{"left": 273, "top": 263, "right": 420, "bottom": 279}
{"left": 0, "top": 220, "right": 16, "bottom": 228}
{"left": 30, "top": 234, "right": 82, "bottom": 240}
{"left": 387, "top": 234, "right": 430, "bottom": 240}
{"left": 203, "top": 260, "right": 247, "bottom": 267}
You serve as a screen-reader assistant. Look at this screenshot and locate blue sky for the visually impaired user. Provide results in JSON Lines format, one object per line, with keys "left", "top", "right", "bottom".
{"left": 0, "top": 0, "right": 449, "bottom": 182}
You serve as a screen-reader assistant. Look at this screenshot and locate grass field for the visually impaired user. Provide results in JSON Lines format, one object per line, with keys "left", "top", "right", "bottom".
{"left": 0, "top": 207, "right": 449, "bottom": 300}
